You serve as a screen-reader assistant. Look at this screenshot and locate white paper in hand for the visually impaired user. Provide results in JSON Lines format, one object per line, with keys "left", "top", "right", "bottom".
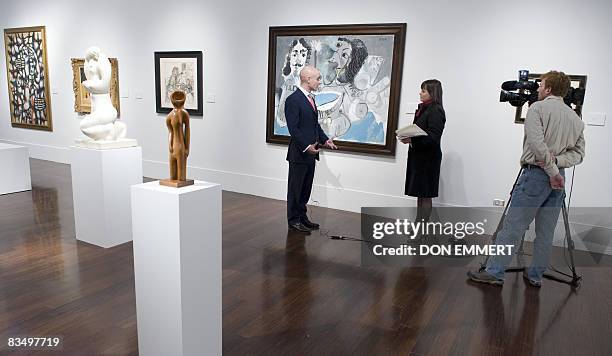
{"left": 396, "top": 124, "right": 427, "bottom": 139}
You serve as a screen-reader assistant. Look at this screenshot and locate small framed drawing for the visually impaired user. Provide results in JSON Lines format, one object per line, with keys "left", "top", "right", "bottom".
{"left": 4, "top": 26, "right": 53, "bottom": 131}
{"left": 71, "top": 57, "right": 121, "bottom": 115}
{"left": 154, "top": 51, "right": 203, "bottom": 116}
{"left": 514, "top": 73, "right": 587, "bottom": 124}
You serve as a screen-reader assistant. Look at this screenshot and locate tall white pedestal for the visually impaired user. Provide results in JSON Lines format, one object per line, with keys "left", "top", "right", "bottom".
{"left": 71, "top": 145, "right": 142, "bottom": 248}
{"left": 131, "top": 181, "right": 222, "bottom": 356}
{"left": 0, "top": 143, "right": 31, "bottom": 195}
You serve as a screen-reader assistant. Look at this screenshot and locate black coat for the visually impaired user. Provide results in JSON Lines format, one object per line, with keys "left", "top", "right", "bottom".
{"left": 285, "top": 90, "right": 329, "bottom": 164}
{"left": 405, "top": 103, "right": 446, "bottom": 198}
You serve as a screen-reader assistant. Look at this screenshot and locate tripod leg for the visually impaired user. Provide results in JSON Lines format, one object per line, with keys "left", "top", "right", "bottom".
{"left": 541, "top": 194, "right": 582, "bottom": 288}
{"left": 480, "top": 168, "right": 524, "bottom": 271}
{"left": 506, "top": 233, "right": 527, "bottom": 272}
{"left": 561, "top": 201, "right": 580, "bottom": 286}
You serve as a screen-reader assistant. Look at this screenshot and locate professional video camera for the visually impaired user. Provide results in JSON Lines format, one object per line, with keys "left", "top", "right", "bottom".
{"left": 499, "top": 70, "right": 539, "bottom": 107}
{"left": 500, "top": 70, "right": 586, "bottom": 109}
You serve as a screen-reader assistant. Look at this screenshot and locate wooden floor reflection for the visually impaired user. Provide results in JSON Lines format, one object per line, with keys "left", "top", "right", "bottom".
{"left": 1, "top": 159, "right": 611, "bottom": 355}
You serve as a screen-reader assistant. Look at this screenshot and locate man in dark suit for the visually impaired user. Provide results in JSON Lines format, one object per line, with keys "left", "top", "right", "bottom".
{"left": 285, "top": 65, "right": 338, "bottom": 233}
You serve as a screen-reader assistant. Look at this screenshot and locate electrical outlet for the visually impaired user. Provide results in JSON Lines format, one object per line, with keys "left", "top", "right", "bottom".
{"left": 493, "top": 199, "right": 505, "bottom": 207}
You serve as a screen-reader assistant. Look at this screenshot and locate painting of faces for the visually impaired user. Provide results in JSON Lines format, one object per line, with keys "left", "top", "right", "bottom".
{"left": 267, "top": 25, "right": 406, "bottom": 155}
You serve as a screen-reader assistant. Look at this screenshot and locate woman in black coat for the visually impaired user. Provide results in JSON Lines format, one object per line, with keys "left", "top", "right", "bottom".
{"left": 401, "top": 79, "right": 446, "bottom": 223}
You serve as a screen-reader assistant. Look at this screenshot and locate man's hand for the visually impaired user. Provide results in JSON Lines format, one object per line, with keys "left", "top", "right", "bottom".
{"left": 325, "top": 138, "right": 338, "bottom": 150}
{"left": 306, "top": 144, "right": 321, "bottom": 154}
{"left": 536, "top": 152, "right": 555, "bottom": 168}
{"left": 550, "top": 174, "right": 565, "bottom": 190}
{"left": 400, "top": 137, "right": 411, "bottom": 144}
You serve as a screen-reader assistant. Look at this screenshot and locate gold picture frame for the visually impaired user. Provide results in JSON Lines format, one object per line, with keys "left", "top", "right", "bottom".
{"left": 4, "top": 26, "right": 53, "bottom": 131}
{"left": 71, "top": 57, "right": 120, "bottom": 115}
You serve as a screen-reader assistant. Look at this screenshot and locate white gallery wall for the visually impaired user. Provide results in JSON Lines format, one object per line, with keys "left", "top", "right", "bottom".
{"left": 1, "top": 0, "right": 611, "bottom": 215}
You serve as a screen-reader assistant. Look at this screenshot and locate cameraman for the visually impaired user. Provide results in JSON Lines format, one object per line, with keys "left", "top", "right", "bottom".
{"left": 468, "top": 71, "right": 585, "bottom": 287}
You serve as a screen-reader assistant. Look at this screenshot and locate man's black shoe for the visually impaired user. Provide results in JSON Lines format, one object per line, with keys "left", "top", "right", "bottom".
{"left": 301, "top": 218, "right": 320, "bottom": 230}
{"left": 288, "top": 222, "right": 311, "bottom": 234}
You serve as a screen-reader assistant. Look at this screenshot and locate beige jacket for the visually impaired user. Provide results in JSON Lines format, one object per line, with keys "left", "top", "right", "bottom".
{"left": 520, "top": 95, "right": 585, "bottom": 177}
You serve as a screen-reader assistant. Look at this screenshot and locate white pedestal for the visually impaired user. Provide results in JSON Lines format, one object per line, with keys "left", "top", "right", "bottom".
{"left": 131, "top": 181, "right": 222, "bottom": 356}
{"left": 71, "top": 145, "right": 142, "bottom": 248}
{"left": 0, "top": 143, "right": 31, "bottom": 195}
{"left": 75, "top": 138, "right": 138, "bottom": 149}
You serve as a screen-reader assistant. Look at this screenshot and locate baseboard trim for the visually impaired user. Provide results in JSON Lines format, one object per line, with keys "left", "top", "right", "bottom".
{"left": 142, "top": 159, "right": 419, "bottom": 212}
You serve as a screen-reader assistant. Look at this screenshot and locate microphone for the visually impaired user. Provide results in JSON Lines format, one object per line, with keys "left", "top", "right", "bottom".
{"left": 501, "top": 80, "right": 539, "bottom": 91}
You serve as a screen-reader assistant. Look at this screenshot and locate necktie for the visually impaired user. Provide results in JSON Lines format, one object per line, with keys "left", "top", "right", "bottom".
{"left": 307, "top": 93, "right": 316, "bottom": 111}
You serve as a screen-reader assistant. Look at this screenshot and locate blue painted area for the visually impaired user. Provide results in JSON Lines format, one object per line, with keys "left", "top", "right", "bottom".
{"left": 314, "top": 93, "right": 338, "bottom": 107}
{"left": 274, "top": 119, "right": 290, "bottom": 136}
{"left": 273, "top": 106, "right": 384, "bottom": 145}
{"left": 339, "top": 112, "right": 385, "bottom": 144}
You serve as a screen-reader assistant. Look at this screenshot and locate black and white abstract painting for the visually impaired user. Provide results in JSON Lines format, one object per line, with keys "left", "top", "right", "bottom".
{"left": 3, "top": 26, "right": 52, "bottom": 131}
{"left": 154, "top": 51, "right": 203, "bottom": 116}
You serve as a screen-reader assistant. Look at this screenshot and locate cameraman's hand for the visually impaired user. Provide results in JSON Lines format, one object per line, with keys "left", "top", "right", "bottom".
{"left": 536, "top": 152, "right": 555, "bottom": 168}
{"left": 550, "top": 174, "right": 565, "bottom": 190}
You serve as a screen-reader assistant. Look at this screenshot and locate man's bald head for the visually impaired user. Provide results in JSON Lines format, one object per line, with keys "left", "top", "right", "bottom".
{"left": 300, "top": 65, "right": 321, "bottom": 92}
{"left": 299, "top": 65, "right": 319, "bottom": 83}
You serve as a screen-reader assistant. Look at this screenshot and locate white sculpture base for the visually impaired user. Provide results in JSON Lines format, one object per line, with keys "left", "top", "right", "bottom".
{"left": 71, "top": 145, "right": 143, "bottom": 248}
{"left": 0, "top": 143, "right": 31, "bottom": 195}
{"left": 131, "top": 181, "right": 222, "bottom": 356}
{"left": 75, "top": 138, "right": 138, "bottom": 149}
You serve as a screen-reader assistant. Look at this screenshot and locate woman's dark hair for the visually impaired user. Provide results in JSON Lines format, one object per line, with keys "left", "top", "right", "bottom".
{"left": 282, "top": 38, "right": 312, "bottom": 76}
{"left": 421, "top": 79, "right": 443, "bottom": 106}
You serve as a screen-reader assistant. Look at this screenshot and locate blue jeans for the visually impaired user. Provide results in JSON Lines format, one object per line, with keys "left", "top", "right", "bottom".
{"left": 486, "top": 166, "right": 565, "bottom": 281}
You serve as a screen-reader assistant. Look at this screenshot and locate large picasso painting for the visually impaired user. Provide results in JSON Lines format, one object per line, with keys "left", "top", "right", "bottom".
{"left": 266, "top": 24, "right": 406, "bottom": 156}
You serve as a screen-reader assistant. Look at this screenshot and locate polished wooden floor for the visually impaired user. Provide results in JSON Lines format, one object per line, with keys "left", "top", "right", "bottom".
{"left": 1, "top": 159, "right": 611, "bottom": 356}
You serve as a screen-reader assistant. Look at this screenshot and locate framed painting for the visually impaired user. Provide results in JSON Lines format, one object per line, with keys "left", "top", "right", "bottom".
{"left": 266, "top": 23, "right": 406, "bottom": 156}
{"left": 3, "top": 26, "right": 53, "bottom": 131}
{"left": 71, "top": 57, "right": 121, "bottom": 115}
{"left": 154, "top": 51, "right": 203, "bottom": 116}
{"left": 514, "top": 73, "right": 587, "bottom": 124}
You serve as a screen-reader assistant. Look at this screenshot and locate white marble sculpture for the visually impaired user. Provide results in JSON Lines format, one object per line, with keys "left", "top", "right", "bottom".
{"left": 76, "top": 47, "right": 136, "bottom": 148}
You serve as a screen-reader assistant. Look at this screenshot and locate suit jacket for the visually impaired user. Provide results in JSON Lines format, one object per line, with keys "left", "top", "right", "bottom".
{"left": 285, "top": 89, "right": 329, "bottom": 163}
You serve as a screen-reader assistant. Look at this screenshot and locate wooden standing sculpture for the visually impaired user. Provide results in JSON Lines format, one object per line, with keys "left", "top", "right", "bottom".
{"left": 159, "top": 91, "right": 194, "bottom": 188}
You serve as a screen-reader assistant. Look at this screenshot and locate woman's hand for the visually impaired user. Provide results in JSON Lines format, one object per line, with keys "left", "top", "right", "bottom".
{"left": 400, "top": 137, "right": 411, "bottom": 144}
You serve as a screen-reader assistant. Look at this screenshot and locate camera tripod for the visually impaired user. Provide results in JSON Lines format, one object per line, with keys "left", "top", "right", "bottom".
{"left": 479, "top": 168, "right": 582, "bottom": 288}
